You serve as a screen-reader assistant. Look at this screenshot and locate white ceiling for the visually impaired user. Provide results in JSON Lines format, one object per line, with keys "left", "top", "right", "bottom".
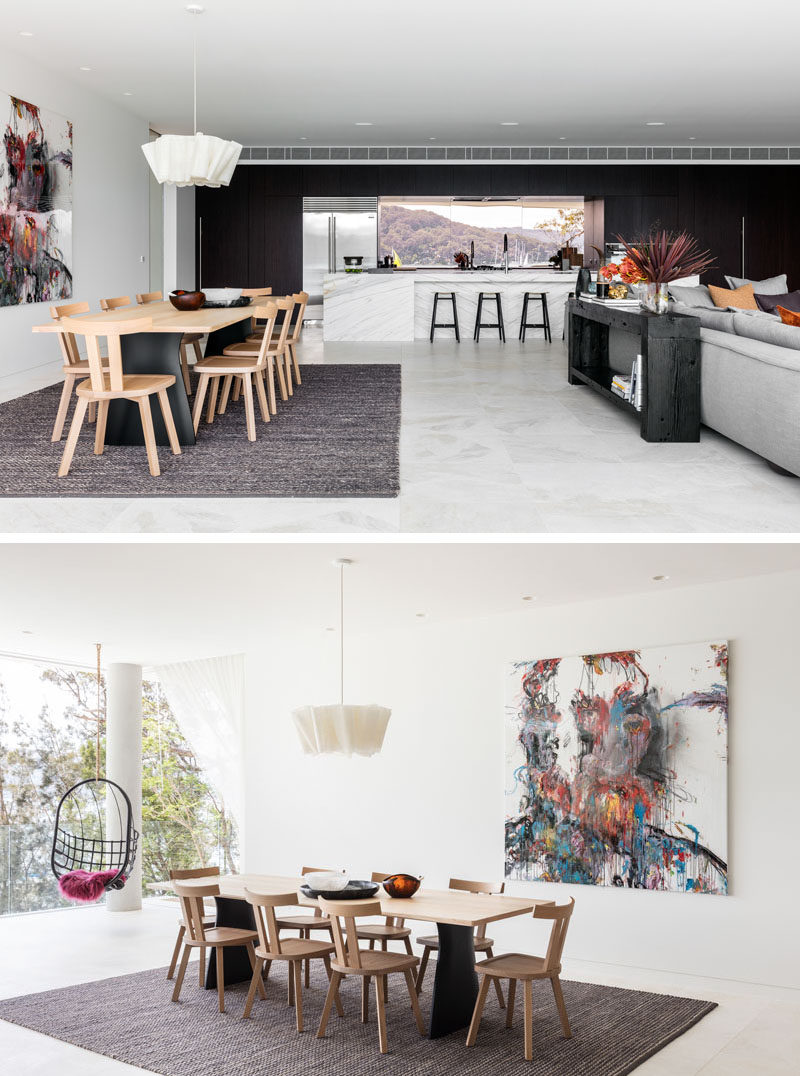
{"left": 6, "top": 1, "right": 800, "bottom": 146}
{"left": 1, "top": 541, "right": 798, "bottom": 667}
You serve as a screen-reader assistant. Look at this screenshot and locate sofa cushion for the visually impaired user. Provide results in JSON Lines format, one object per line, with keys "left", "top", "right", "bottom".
{"left": 724, "top": 272, "right": 788, "bottom": 294}
{"left": 731, "top": 311, "right": 800, "bottom": 351}
{"left": 703, "top": 326, "right": 800, "bottom": 372}
{"left": 709, "top": 282, "right": 757, "bottom": 310}
{"left": 668, "top": 283, "right": 715, "bottom": 308}
{"left": 755, "top": 290, "right": 800, "bottom": 314}
{"left": 671, "top": 301, "right": 735, "bottom": 332}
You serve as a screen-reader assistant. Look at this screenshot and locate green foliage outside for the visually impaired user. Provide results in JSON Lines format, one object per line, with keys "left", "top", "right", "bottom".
{"left": 0, "top": 662, "right": 237, "bottom": 915}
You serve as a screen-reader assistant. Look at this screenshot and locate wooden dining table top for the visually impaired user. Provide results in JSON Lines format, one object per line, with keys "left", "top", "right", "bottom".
{"left": 148, "top": 872, "right": 550, "bottom": 928}
{"left": 31, "top": 299, "right": 261, "bottom": 336}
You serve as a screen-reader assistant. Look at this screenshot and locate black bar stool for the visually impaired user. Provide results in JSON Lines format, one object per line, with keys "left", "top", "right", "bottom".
{"left": 519, "top": 292, "right": 552, "bottom": 342}
{"left": 430, "top": 292, "right": 460, "bottom": 342}
{"left": 474, "top": 292, "right": 505, "bottom": 341}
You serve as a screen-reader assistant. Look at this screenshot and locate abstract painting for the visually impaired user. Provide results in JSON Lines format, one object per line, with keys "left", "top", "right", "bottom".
{"left": 1, "top": 93, "right": 72, "bottom": 306}
{"left": 505, "top": 641, "right": 728, "bottom": 894}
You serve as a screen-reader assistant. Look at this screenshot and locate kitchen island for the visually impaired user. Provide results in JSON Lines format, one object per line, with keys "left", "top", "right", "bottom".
{"left": 322, "top": 269, "right": 580, "bottom": 342}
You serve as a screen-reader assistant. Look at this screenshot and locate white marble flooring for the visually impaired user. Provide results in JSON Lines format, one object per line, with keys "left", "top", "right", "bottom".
{"left": 0, "top": 902, "right": 797, "bottom": 1074}
{"left": 2, "top": 328, "right": 800, "bottom": 533}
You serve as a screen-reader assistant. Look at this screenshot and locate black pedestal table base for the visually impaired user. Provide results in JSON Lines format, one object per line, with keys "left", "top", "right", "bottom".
{"left": 428, "top": 922, "right": 479, "bottom": 1038}
{"left": 104, "top": 332, "right": 195, "bottom": 447}
{"left": 204, "top": 897, "right": 257, "bottom": 990}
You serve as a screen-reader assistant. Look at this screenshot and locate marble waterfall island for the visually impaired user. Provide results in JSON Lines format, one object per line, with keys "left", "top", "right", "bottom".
{"left": 322, "top": 270, "right": 579, "bottom": 342}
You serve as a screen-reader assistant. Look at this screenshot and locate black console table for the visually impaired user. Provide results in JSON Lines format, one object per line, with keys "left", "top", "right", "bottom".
{"left": 567, "top": 298, "right": 701, "bottom": 442}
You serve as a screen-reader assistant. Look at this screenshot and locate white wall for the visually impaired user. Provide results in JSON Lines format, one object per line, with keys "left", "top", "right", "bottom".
{"left": 244, "top": 570, "right": 800, "bottom": 990}
{"left": 0, "top": 49, "right": 150, "bottom": 378}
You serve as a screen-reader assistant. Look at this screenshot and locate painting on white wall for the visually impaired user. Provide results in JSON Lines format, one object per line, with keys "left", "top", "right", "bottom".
{"left": 505, "top": 641, "right": 728, "bottom": 894}
{"left": 1, "top": 93, "right": 72, "bottom": 306}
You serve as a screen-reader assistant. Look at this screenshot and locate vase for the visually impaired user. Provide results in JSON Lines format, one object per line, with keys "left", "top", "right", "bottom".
{"left": 641, "top": 282, "right": 669, "bottom": 314}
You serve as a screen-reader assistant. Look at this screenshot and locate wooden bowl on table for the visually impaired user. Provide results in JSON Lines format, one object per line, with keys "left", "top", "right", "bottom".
{"left": 169, "top": 290, "right": 205, "bottom": 311}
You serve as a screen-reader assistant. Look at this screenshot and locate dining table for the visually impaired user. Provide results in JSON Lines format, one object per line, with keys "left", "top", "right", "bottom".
{"left": 32, "top": 300, "right": 261, "bottom": 448}
{"left": 150, "top": 872, "right": 551, "bottom": 1039}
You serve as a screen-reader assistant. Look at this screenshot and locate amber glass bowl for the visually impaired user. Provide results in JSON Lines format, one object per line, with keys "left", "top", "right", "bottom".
{"left": 382, "top": 873, "right": 422, "bottom": 898}
{"left": 169, "top": 289, "right": 205, "bottom": 311}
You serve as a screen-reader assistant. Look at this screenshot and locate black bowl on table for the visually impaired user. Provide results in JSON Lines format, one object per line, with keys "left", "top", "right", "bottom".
{"left": 300, "top": 880, "right": 379, "bottom": 900}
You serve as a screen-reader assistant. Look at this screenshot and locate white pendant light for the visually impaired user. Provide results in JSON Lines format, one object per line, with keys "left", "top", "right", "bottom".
{"left": 142, "top": 5, "right": 241, "bottom": 188}
{"left": 292, "top": 559, "right": 391, "bottom": 758}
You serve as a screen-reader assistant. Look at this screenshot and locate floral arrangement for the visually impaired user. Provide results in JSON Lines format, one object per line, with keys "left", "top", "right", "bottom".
{"left": 453, "top": 251, "right": 469, "bottom": 267}
{"left": 614, "top": 229, "right": 715, "bottom": 284}
{"left": 600, "top": 255, "right": 644, "bottom": 284}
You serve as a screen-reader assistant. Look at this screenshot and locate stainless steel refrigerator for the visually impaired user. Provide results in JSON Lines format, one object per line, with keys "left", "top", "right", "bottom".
{"left": 302, "top": 197, "right": 378, "bottom": 307}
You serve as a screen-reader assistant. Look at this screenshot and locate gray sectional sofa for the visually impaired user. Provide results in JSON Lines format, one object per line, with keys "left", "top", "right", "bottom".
{"left": 669, "top": 278, "right": 800, "bottom": 476}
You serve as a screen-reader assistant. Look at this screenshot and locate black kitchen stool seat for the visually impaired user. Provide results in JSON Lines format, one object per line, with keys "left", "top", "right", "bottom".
{"left": 474, "top": 292, "right": 505, "bottom": 342}
{"left": 430, "top": 291, "right": 460, "bottom": 342}
{"left": 519, "top": 291, "right": 552, "bottom": 343}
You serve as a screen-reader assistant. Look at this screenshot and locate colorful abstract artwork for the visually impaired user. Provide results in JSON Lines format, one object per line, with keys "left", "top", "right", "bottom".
{"left": 505, "top": 641, "right": 728, "bottom": 894}
{"left": 1, "top": 93, "right": 72, "bottom": 306}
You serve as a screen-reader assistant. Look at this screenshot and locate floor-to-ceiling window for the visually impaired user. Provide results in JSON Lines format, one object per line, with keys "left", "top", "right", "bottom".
{"left": 0, "top": 654, "right": 236, "bottom": 916}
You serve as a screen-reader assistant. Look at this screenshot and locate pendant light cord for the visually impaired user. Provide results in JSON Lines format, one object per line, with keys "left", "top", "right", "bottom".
{"left": 193, "top": 19, "right": 197, "bottom": 135}
{"left": 339, "top": 561, "right": 344, "bottom": 706}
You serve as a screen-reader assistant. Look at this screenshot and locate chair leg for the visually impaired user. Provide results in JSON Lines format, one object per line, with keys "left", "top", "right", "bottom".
{"left": 383, "top": 966, "right": 389, "bottom": 1003}
{"left": 523, "top": 980, "right": 533, "bottom": 1060}
{"left": 284, "top": 349, "right": 293, "bottom": 396}
{"left": 216, "top": 947, "right": 225, "bottom": 1014}
{"left": 138, "top": 397, "right": 160, "bottom": 477}
{"left": 167, "top": 925, "right": 185, "bottom": 979}
{"left": 551, "top": 975, "right": 572, "bottom": 1038}
{"left": 361, "top": 976, "right": 370, "bottom": 1023}
{"left": 171, "top": 944, "right": 191, "bottom": 1002}
{"left": 243, "top": 956, "right": 265, "bottom": 1019}
{"left": 88, "top": 400, "right": 97, "bottom": 424}
{"left": 205, "top": 376, "right": 220, "bottom": 424}
{"left": 241, "top": 372, "right": 256, "bottom": 441}
{"left": 369, "top": 939, "right": 375, "bottom": 951}
{"left": 254, "top": 367, "right": 270, "bottom": 422}
{"left": 485, "top": 948, "right": 505, "bottom": 1008}
{"left": 245, "top": 941, "right": 266, "bottom": 999}
{"left": 179, "top": 343, "right": 192, "bottom": 395}
{"left": 51, "top": 375, "right": 75, "bottom": 442}
{"left": 265, "top": 361, "right": 277, "bottom": 414}
{"left": 198, "top": 946, "right": 206, "bottom": 986}
{"left": 293, "top": 960, "right": 304, "bottom": 1032}
{"left": 288, "top": 960, "right": 295, "bottom": 1007}
{"left": 290, "top": 341, "right": 301, "bottom": 385}
{"left": 506, "top": 977, "right": 516, "bottom": 1028}
{"left": 57, "top": 395, "right": 89, "bottom": 477}
{"left": 404, "top": 968, "right": 426, "bottom": 1035}
{"left": 275, "top": 350, "right": 288, "bottom": 401}
{"left": 192, "top": 338, "right": 204, "bottom": 364}
{"left": 465, "top": 974, "right": 491, "bottom": 1047}
{"left": 403, "top": 936, "right": 413, "bottom": 956}
{"left": 322, "top": 955, "right": 344, "bottom": 1017}
{"left": 232, "top": 378, "right": 242, "bottom": 402}
{"left": 157, "top": 389, "right": 182, "bottom": 456}
{"left": 192, "top": 375, "right": 209, "bottom": 434}
{"left": 375, "top": 975, "right": 389, "bottom": 1054}
{"left": 317, "top": 970, "right": 342, "bottom": 1039}
{"left": 416, "top": 946, "right": 430, "bottom": 993}
{"left": 218, "top": 374, "right": 233, "bottom": 414}
{"left": 93, "top": 399, "right": 109, "bottom": 455}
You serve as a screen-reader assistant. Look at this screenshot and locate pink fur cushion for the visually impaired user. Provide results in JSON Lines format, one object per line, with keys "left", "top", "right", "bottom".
{"left": 58, "top": 869, "right": 124, "bottom": 903}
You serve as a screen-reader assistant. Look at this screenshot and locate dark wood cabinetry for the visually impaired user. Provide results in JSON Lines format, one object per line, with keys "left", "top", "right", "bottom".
{"left": 196, "top": 164, "right": 800, "bottom": 295}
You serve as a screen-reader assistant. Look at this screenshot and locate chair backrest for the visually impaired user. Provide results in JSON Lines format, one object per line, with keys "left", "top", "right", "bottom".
{"left": 289, "top": 291, "right": 309, "bottom": 343}
{"left": 318, "top": 897, "right": 382, "bottom": 970}
{"left": 252, "top": 302, "right": 279, "bottom": 366}
{"left": 100, "top": 295, "right": 132, "bottom": 311}
{"left": 169, "top": 865, "right": 221, "bottom": 881}
{"left": 370, "top": 872, "right": 403, "bottom": 926}
{"left": 534, "top": 898, "right": 575, "bottom": 972}
{"left": 449, "top": 877, "right": 505, "bottom": 895}
{"left": 241, "top": 287, "right": 272, "bottom": 297}
{"left": 173, "top": 880, "right": 220, "bottom": 942}
{"left": 245, "top": 888, "right": 297, "bottom": 955}
{"left": 136, "top": 291, "right": 163, "bottom": 304}
{"left": 65, "top": 317, "right": 152, "bottom": 393}
{"left": 268, "top": 296, "right": 294, "bottom": 354}
{"left": 50, "top": 301, "right": 90, "bottom": 367}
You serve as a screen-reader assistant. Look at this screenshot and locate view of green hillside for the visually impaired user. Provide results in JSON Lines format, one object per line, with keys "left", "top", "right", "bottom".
{"left": 379, "top": 204, "right": 570, "bottom": 266}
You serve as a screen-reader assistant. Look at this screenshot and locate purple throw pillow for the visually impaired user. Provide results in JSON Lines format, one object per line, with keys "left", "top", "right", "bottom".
{"left": 755, "top": 289, "right": 800, "bottom": 314}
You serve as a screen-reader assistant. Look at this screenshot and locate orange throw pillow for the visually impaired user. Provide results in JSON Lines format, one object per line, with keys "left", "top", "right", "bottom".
{"left": 708, "top": 282, "right": 758, "bottom": 310}
{"left": 777, "top": 305, "right": 800, "bottom": 327}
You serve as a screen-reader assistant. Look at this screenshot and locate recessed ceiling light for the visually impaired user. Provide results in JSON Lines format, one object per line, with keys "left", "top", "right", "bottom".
{"left": 80, "top": 66, "right": 91, "bottom": 71}
{"left": 355, "top": 122, "right": 373, "bottom": 127}
{"left": 185, "top": 4, "right": 205, "bottom": 12}
{"left": 645, "top": 121, "right": 666, "bottom": 127}
{"left": 325, "top": 627, "right": 336, "bottom": 632}
{"left": 21, "top": 629, "right": 34, "bottom": 635}
{"left": 689, "top": 136, "right": 697, "bottom": 141}
{"left": 123, "top": 91, "right": 133, "bottom": 96}
{"left": 651, "top": 574, "right": 670, "bottom": 582}
{"left": 500, "top": 121, "right": 519, "bottom": 127}
{"left": 521, "top": 595, "right": 537, "bottom": 602}
{"left": 428, "top": 137, "right": 436, "bottom": 141}
{"left": 415, "top": 612, "right": 427, "bottom": 619}
{"left": 19, "top": 31, "right": 34, "bottom": 37}
{"left": 558, "top": 136, "right": 566, "bottom": 141}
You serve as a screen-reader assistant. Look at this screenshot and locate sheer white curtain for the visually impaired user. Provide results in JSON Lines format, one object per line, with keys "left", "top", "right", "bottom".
{"left": 153, "top": 653, "right": 245, "bottom": 828}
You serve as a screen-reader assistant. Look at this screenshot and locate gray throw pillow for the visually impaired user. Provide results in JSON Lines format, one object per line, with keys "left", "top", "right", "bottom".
{"left": 668, "top": 284, "right": 715, "bottom": 308}
{"left": 724, "top": 273, "right": 788, "bottom": 294}
{"left": 732, "top": 313, "right": 800, "bottom": 350}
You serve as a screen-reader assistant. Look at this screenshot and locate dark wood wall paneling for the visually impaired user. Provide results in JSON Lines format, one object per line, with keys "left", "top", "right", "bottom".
{"left": 196, "top": 165, "right": 800, "bottom": 292}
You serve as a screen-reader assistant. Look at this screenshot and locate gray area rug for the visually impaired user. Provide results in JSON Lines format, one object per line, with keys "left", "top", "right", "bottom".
{"left": 0, "top": 365, "right": 400, "bottom": 497}
{"left": 0, "top": 961, "right": 716, "bottom": 1076}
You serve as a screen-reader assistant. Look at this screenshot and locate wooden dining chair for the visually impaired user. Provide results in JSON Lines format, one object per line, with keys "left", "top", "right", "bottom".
{"left": 136, "top": 290, "right": 200, "bottom": 396}
{"left": 240, "top": 286, "right": 273, "bottom": 337}
{"left": 275, "top": 866, "right": 335, "bottom": 990}
{"left": 191, "top": 302, "right": 277, "bottom": 441}
{"left": 277, "top": 291, "right": 308, "bottom": 391}
{"left": 100, "top": 295, "right": 132, "bottom": 311}
{"left": 166, "top": 866, "right": 220, "bottom": 982}
{"left": 316, "top": 897, "right": 425, "bottom": 1055}
{"left": 242, "top": 888, "right": 341, "bottom": 1032}
{"left": 221, "top": 297, "right": 292, "bottom": 415}
{"left": 466, "top": 898, "right": 575, "bottom": 1062}
{"left": 57, "top": 317, "right": 181, "bottom": 478}
{"left": 48, "top": 301, "right": 108, "bottom": 440}
{"left": 356, "top": 872, "right": 413, "bottom": 957}
{"left": 416, "top": 877, "right": 505, "bottom": 1008}
{"left": 171, "top": 880, "right": 261, "bottom": 1014}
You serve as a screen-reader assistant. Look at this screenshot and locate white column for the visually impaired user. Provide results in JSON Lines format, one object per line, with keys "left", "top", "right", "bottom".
{"left": 105, "top": 663, "right": 143, "bottom": 912}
